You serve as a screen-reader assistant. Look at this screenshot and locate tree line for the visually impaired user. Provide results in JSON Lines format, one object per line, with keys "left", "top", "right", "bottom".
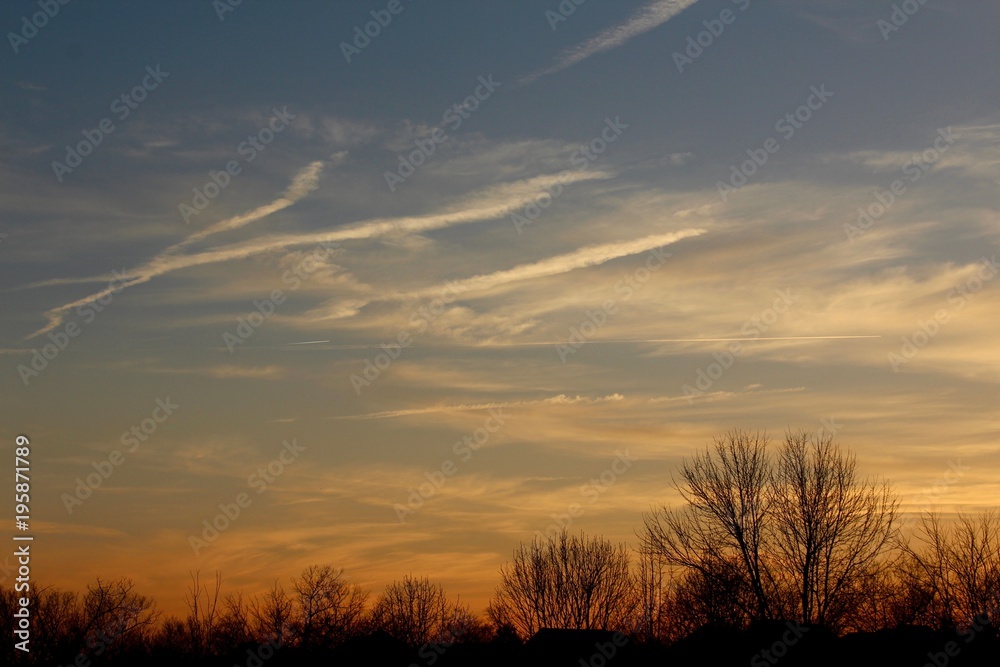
{"left": 2, "top": 430, "right": 998, "bottom": 665}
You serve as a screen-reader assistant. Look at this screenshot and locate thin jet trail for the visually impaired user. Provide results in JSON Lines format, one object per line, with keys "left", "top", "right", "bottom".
{"left": 271, "top": 335, "right": 882, "bottom": 350}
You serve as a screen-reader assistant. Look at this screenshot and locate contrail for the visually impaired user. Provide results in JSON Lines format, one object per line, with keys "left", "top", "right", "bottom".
{"left": 518, "top": 0, "right": 702, "bottom": 85}
{"left": 272, "top": 335, "right": 881, "bottom": 349}
{"left": 169, "top": 160, "right": 325, "bottom": 251}
{"left": 21, "top": 169, "right": 609, "bottom": 339}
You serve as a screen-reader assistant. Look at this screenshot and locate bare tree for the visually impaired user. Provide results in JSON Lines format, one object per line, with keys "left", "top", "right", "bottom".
{"left": 216, "top": 590, "right": 253, "bottom": 649}
{"left": 653, "top": 558, "right": 759, "bottom": 640}
{"left": 290, "top": 564, "right": 368, "bottom": 649}
{"left": 371, "top": 575, "right": 466, "bottom": 647}
{"left": 769, "top": 431, "right": 898, "bottom": 628}
{"left": 904, "top": 510, "right": 1000, "bottom": 629}
{"left": 843, "top": 554, "right": 934, "bottom": 633}
{"left": 488, "top": 530, "right": 635, "bottom": 639}
{"left": 150, "top": 615, "right": 188, "bottom": 658}
{"left": 0, "top": 585, "right": 83, "bottom": 664}
{"left": 250, "top": 580, "right": 294, "bottom": 645}
{"left": 643, "top": 429, "right": 899, "bottom": 630}
{"left": 183, "top": 570, "right": 223, "bottom": 656}
{"left": 77, "top": 577, "right": 159, "bottom": 658}
{"left": 948, "top": 511, "right": 1000, "bottom": 625}
{"left": 444, "top": 605, "right": 494, "bottom": 643}
{"left": 634, "top": 546, "right": 669, "bottom": 642}
{"left": 642, "top": 430, "right": 775, "bottom": 622}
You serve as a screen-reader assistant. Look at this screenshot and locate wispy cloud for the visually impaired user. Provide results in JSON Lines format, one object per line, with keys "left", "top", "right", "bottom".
{"left": 331, "top": 393, "right": 625, "bottom": 420}
{"left": 420, "top": 229, "right": 705, "bottom": 298}
{"left": 518, "top": 0, "right": 701, "bottom": 85}
{"left": 648, "top": 385, "right": 806, "bottom": 403}
{"left": 22, "top": 161, "right": 326, "bottom": 337}
{"left": 23, "top": 169, "right": 611, "bottom": 339}
{"left": 142, "top": 364, "right": 288, "bottom": 379}
{"left": 306, "top": 228, "right": 707, "bottom": 320}
{"left": 170, "top": 160, "right": 325, "bottom": 250}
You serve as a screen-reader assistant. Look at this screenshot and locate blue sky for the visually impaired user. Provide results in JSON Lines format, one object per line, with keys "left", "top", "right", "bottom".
{"left": 2, "top": 0, "right": 999, "bottom": 615}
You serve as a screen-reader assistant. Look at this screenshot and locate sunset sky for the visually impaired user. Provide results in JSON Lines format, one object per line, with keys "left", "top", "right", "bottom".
{"left": 2, "top": 0, "right": 999, "bottom": 617}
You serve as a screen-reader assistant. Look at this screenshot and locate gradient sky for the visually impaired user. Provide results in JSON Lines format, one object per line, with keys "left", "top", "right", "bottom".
{"left": 2, "top": 0, "right": 999, "bottom": 617}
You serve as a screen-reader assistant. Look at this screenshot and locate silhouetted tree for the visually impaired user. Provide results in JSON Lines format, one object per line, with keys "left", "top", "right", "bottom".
{"left": 487, "top": 529, "right": 635, "bottom": 639}
{"left": 78, "top": 577, "right": 159, "bottom": 659}
{"left": 0, "top": 585, "right": 84, "bottom": 664}
{"left": 371, "top": 575, "right": 467, "bottom": 647}
{"left": 444, "top": 604, "right": 495, "bottom": 643}
{"left": 770, "top": 431, "right": 898, "bottom": 628}
{"left": 634, "top": 545, "right": 670, "bottom": 642}
{"left": 216, "top": 590, "right": 254, "bottom": 649}
{"left": 149, "top": 616, "right": 187, "bottom": 662}
{"left": 681, "top": 556, "right": 759, "bottom": 627}
{"left": 290, "top": 564, "right": 368, "bottom": 649}
{"left": 903, "top": 510, "right": 1000, "bottom": 629}
{"left": 250, "top": 580, "right": 293, "bottom": 646}
{"left": 845, "top": 555, "right": 934, "bottom": 632}
{"left": 643, "top": 430, "right": 899, "bottom": 630}
{"left": 642, "top": 430, "right": 776, "bottom": 621}
{"left": 183, "top": 570, "right": 223, "bottom": 656}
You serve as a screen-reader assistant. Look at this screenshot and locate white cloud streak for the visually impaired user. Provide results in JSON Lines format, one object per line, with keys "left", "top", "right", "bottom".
{"left": 305, "top": 229, "right": 706, "bottom": 321}
{"left": 170, "top": 160, "right": 325, "bottom": 250}
{"left": 519, "top": 0, "right": 702, "bottom": 85}
{"left": 331, "top": 393, "right": 625, "bottom": 420}
{"left": 413, "top": 229, "right": 704, "bottom": 297}
{"left": 24, "top": 169, "right": 612, "bottom": 338}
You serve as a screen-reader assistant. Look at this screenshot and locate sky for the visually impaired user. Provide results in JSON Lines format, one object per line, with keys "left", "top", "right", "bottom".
{"left": 1, "top": 0, "right": 999, "bottom": 618}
